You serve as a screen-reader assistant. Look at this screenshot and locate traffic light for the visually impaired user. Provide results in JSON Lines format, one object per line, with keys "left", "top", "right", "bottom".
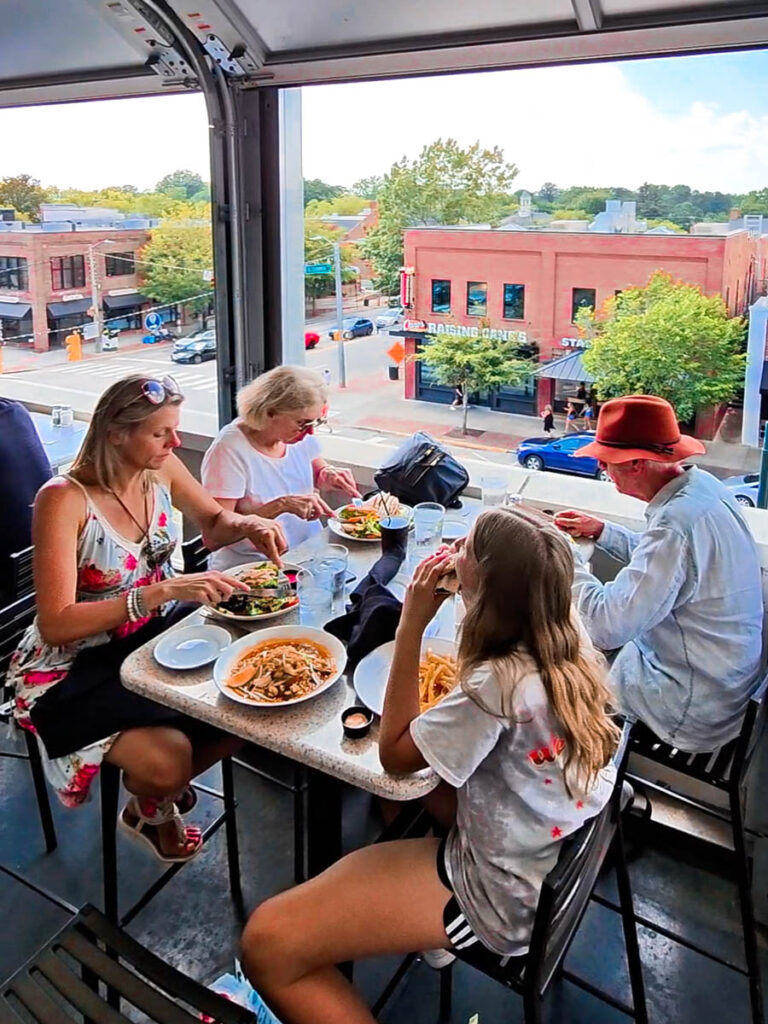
{"left": 65, "top": 331, "right": 82, "bottom": 362}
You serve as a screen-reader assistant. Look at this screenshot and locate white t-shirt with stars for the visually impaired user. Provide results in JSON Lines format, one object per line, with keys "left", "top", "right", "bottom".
{"left": 411, "top": 647, "right": 616, "bottom": 956}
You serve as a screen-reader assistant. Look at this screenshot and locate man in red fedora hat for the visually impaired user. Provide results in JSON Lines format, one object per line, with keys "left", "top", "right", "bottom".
{"left": 555, "top": 395, "right": 763, "bottom": 753}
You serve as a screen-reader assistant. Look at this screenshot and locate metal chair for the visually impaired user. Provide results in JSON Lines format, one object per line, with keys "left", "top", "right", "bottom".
{"left": 626, "top": 673, "right": 768, "bottom": 1024}
{"left": 0, "top": 592, "right": 244, "bottom": 926}
{"left": 7, "top": 546, "right": 35, "bottom": 603}
{"left": 0, "top": 866, "right": 255, "bottom": 1024}
{"left": 436, "top": 726, "right": 648, "bottom": 1024}
{"left": 0, "top": 594, "right": 58, "bottom": 854}
{"left": 181, "top": 534, "right": 307, "bottom": 882}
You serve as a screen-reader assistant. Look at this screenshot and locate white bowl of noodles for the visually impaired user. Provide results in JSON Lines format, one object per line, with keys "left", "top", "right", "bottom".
{"left": 213, "top": 625, "right": 347, "bottom": 707}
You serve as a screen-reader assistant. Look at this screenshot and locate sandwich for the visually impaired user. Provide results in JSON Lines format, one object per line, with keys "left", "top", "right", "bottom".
{"left": 435, "top": 555, "right": 460, "bottom": 595}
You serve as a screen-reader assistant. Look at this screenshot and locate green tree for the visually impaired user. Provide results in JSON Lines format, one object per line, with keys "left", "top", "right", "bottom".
{"left": 738, "top": 188, "right": 768, "bottom": 215}
{"left": 416, "top": 325, "right": 535, "bottom": 435}
{"left": 646, "top": 219, "right": 686, "bottom": 233}
{"left": 580, "top": 271, "right": 746, "bottom": 423}
{"left": 305, "top": 195, "right": 369, "bottom": 218}
{"left": 536, "top": 182, "right": 561, "bottom": 203}
{"left": 552, "top": 208, "right": 591, "bottom": 221}
{"left": 303, "top": 218, "right": 358, "bottom": 314}
{"left": 0, "top": 174, "right": 50, "bottom": 221}
{"left": 303, "top": 178, "right": 345, "bottom": 206}
{"left": 156, "top": 170, "right": 206, "bottom": 200}
{"left": 351, "top": 175, "right": 385, "bottom": 199}
{"left": 138, "top": 220, "right": 214, "bottom": 320}
{"left": 362, "top": 138, "right": 518, "bottom": 294}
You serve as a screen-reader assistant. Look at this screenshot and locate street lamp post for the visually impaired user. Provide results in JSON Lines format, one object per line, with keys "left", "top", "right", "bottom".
{"left": 308, "top": 236, "right": 347, "bottom": 388}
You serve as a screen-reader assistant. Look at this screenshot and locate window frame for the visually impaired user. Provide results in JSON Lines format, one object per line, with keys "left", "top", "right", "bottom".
{"left": 0, "top": 255, "right": 29, "bottom": 291}
{"left": 466, "top": 280, "right": 488, "bottom": 318}
{"left": 502, "top": 282, "right": 525, "bottom": 321}
{"left": 104, "top": 251, "right": 135, "bottom": 277}
{"left": 571, "top": 287, "right": 596, "bottom": 323}
{"left": 50, "top": 254, "right": 86, "bottom": 291}
{"left": 431, "top": 278, "right": 451, "bottom": 314}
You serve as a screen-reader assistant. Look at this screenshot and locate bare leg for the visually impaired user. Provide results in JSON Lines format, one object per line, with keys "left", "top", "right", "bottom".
{"left": 242, "top": 837, "right": 451, "bottom": 1024}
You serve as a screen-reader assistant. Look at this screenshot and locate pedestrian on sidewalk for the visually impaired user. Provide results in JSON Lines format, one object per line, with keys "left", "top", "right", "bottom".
{"left": 451, "top": 384, "right": 465, "bottom": 409}
{"left": 564, "top": 401, "right": 579, "bottom": 433}
{"left": 541, "top": 404, "right": 555, "bottom": 435}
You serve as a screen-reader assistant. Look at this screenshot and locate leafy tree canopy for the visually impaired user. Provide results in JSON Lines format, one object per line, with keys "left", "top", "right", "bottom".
{"left": 552, "top": 208, "right": 591, "bottom": 221}
{"left": 416, "top": 323, "right": 534, "bottom": 434}
{"left": 305, "top": 195, "right": 370, "bottom": 218}
{"left": 580, "top": 271, "right": 746, "bottom": 422}
{"left": 0, "top": 174, "right": 50, "bottom": 221}
{"left": 351, "top": 175, "right": 385, "bottom": 199}
{"left": 303, "top": 178, "right": 345, "bottom": 206}
{"left": 362, "top": 138, "right": 518, "bottom": 294}
{"left": 156, "top": 169, "right": 207, "bottom": 199}
{"left": 138, "top": 219, "right": 213, "bottom": 316}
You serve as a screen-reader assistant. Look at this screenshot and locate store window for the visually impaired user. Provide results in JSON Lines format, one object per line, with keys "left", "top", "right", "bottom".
{"left": 0, "top": 256, "right": 28, "bottom": 291}
{"left": 467, "top": 281, "right": 487, "bottom": 317}
{"left": 503, "top": 283, "right": 525, "bottom": 320}
{"left": 51, "top": 254, "right": 85, "bottom": 291}
{"left": 571, "top": 287, "right": 596, "bottom": 322}
{"left": 105, "top": 252, "right": 134, "bottom": 277}
{"left": 431, "top": 279, "right": 451, "bottom": 314}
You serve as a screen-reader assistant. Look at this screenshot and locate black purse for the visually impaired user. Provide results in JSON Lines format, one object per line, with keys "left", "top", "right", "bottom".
{"left": 374, "top": 432, "right": 469, "bottom": 509}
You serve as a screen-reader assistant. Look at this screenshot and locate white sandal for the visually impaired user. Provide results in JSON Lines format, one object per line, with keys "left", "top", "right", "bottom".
{"left": 118, "top": 796, "right": 203, "bottom": 864}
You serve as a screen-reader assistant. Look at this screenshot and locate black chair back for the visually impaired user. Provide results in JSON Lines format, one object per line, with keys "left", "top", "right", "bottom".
{"left": 526, "top": 723, "right": 630, "bottom": 997}
{"left": 181, "top": 535, "right": 210, "bottom": 574}
{"left": 8, "top": 545, "right": 34, "bottom": 602}
{"left": 0, "top": 594, "right": 36, "bottom": 706}
{"left": 734, "top": 670, "right": 768, "bottom": 794}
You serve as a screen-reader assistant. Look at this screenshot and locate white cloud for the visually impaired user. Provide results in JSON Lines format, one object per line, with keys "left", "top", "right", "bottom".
{"left": 301, "top": 64, "right": 768, "bottom": 194}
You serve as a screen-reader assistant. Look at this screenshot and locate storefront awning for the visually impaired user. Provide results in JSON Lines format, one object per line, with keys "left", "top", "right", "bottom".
{"left": 48, "top": 298, "right": 91, "bottom": 318}
{"left": 0, "top": 301, "right": 31, "bottom": 320}
{"left": 533, "top": 351, "right": 594, "bottom": 383}
{"left": 103, "top": 292, "right": 148, "bottom": 311}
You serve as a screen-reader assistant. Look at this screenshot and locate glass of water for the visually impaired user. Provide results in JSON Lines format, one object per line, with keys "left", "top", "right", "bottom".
{"left": 296, "top": 567, "right": 332, "bottom": 627}
{"left": 315, "top": 543, "right": 348, "bottom": 601}
{"left": 413, "top": 501, "right": 445, "bottom": 559}
{"left": 481, "top": 473, "right": 508, "bottom": 507}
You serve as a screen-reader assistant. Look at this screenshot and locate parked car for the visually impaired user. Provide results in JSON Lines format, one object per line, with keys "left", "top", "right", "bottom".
{"left": 171, "top": 329, "right": 216, "bottom": 364}
{"left": 375, "top": 307, "right": 404, "bottom": 330}
{"left": 304, "top": 331, "right": 320, "bottom": 350}
{"left": 516, "top": 432, "right": 610, "bottom": 481}
{"left": 328, "top": 317, "right": 374, "bottom": 340}
{"left": 724, "top": 473, "right": 759, "bottom": 507}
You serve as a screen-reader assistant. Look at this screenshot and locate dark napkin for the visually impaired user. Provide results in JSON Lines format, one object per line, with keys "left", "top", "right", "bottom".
{"left": 325, "top": 543, "right": 406, "bottom": 672}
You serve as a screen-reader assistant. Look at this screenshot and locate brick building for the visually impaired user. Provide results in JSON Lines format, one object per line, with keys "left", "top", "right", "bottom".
{"left": 0, "top": 208, "right": 178, "bottom": 352}
{"left": 397, "top": 225, "right": 767, "bottom": 423}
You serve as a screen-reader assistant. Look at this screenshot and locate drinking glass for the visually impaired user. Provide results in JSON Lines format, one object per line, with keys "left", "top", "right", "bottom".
{"left": 380, "top": 515, "right": 410, "bottom": 557}
{"left": 296, "top": 568, "right": 332, "bottom": 627}
{"left": 481, "top": 473, "right": 508, "bottom": 507}
{"left": 413, "top": 501, "right": 445, "bottom": 559}
{"left": 315, "top": 543, "right": 348, "bottom": 599}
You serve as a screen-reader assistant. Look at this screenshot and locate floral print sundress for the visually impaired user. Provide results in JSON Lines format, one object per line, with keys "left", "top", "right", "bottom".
{"left": 9, "top": 476, "right": 177, "bottom": 808}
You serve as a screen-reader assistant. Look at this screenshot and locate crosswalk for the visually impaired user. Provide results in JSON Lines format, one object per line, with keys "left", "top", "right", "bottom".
{"left": 50, "top": 357, "right": 219, "bottom": 395}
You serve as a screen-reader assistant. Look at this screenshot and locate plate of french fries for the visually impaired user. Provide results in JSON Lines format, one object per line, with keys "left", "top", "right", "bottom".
{"left": 353, "top": 636, "right": 458, "bottom": 717}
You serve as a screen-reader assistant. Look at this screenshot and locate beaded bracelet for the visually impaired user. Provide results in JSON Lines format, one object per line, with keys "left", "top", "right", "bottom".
{"left": 126, "top": 586, "right": 149, "bottom": 623}
{"left": 126, "top": 588, "right": 139, "bottom": 623}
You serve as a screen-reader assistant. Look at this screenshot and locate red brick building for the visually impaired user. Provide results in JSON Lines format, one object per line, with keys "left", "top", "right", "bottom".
{"left": 398, "top": 226, "right": 767, "bottom": 419}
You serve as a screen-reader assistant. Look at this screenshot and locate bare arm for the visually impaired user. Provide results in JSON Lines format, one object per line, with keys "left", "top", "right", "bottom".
{"left": 312, "top": 458, "right": 361, "bottom": 499}
{"left": 161, "top": 454, "right": 287, "bottom": 565}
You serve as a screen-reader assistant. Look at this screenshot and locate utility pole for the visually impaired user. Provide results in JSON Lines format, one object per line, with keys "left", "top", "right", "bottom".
{"left": 88, "top": 243, "right": 103, "bottom": 347}
{"left": 333, "top": 241, "right": 346, "bottom": 388}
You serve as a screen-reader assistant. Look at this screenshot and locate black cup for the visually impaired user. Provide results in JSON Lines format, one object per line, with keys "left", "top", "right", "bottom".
{"left": 380, "top": 515, "right": 410, "bottom": 556}
{"left": 341, "top": 705, "right": 373, "bottom": 739}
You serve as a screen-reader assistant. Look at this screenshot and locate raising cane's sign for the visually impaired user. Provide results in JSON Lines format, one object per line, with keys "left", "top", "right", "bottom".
{"left": 407, "top": 319, "right": 528, "bottom": 344}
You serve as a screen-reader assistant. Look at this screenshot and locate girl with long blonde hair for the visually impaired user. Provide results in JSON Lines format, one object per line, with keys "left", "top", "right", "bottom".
{"left": 240, "top": 507, "right": 619, "bottom": 1024}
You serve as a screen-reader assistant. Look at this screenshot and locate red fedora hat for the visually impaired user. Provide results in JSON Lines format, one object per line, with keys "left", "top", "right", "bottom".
{"left": 575, "top": 395, "right": 706, "bottom": 464}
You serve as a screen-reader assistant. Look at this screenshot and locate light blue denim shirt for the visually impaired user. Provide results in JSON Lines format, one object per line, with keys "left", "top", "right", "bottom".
{"left": 572, "top": 467, "right": 764, "bottom": 752}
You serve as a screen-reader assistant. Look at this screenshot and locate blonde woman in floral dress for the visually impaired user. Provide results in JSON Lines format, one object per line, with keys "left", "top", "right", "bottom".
{"left": 9, "top": 374, "right": 287, "bottom": 862}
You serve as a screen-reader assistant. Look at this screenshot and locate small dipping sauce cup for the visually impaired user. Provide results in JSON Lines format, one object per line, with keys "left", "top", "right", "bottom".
{"left": 341, "top": 705, "right": 373, "bottom": 739}
{"left": 380, "top": 515, "right": 410, "bottom": 556}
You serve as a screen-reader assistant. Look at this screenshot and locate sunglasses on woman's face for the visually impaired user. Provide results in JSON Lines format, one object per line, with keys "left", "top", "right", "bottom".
{"left": 296, "top": 414, "right": 327, "bottom": 432}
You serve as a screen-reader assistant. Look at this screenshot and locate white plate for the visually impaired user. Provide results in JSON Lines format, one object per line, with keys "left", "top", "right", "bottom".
{"left": 354, "top": 636, "right": 457, "bottom": 716}
{"left": 213, "top": 625, "right": 347, "bottom": 708}
{"left": 328, "top": 504, "right": 413, "bottom": 543}
{"left": 205, "top": 562, "right": 301, "bottom": 623}
{"left": 154, "top": 624, "right": 232, "bottom": 671}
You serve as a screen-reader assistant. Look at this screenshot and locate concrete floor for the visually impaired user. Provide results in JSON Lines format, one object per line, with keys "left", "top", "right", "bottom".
{"left": 1, "top": 730, "right": 766, "bottom": 1023}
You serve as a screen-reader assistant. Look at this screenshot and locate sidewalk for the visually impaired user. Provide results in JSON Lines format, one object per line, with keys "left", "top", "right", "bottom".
{"left": 1, "top": 336, "right": 171, "bottom": 373}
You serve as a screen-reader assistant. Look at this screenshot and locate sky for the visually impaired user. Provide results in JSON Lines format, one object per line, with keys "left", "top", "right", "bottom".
{"left": 1, "top": 50, "right": 767, "bottom": 195}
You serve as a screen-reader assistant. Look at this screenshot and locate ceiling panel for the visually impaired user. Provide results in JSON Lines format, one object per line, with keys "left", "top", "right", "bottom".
{"left": 601, "top": 0, "right": 737, "bottom": 13}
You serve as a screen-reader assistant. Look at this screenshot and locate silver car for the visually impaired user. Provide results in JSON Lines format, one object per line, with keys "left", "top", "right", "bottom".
{"left": 375, "top": 307, "right": 404, "bottom": 330}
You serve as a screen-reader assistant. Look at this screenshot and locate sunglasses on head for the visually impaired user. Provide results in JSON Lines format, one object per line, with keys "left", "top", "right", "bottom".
{"left": 122, "top": 376, "right": 182, "bottom": 410}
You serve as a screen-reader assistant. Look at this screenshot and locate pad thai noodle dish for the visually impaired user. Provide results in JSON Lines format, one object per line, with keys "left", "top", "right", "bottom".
{"left": 226, "top": 637, "right": 335, "bottom": 703}
{"left": 216, "top": 562, "right": 298, "bottom": 617}
{"left": 418, "top": 649, "right": 458, "bottom": 713}
{"left": 337, "top": 492, "right": 408, "bottom": 540}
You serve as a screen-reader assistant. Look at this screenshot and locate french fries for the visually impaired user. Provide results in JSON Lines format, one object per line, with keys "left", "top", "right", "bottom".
{"left": 419, "top": 650, "right": 458, "bottom": 713}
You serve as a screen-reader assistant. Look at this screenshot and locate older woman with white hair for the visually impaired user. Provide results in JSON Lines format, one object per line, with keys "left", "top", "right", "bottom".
{"left": 202, "top": 366, "right": 360, "bottom": 570}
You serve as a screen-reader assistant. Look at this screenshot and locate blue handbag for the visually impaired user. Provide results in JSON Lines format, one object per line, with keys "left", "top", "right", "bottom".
{"left": 374, "top": 431, "right": 469, "bottom": 509}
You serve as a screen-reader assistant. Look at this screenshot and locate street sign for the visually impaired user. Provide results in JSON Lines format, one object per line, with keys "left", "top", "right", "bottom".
{"left": 305, "top": 262, "right": 332, "bottom": 276}
{"left": 144, "top": 311, "right": 162, "bottom": 330}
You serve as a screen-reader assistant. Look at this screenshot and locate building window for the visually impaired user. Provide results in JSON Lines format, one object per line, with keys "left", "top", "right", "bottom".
{"left": 431, "top": 279, "right": 451, "bottom": 314}
{"left": 0, "top": 256, "right": 29, "bottom": 291}
{"left": 51, "top": 255, "right": 85, "bottom": 291}
{"left": 467, "top": 281, "right": 487, "bottom": 317}
{"left": 502, "top": 283, "right": 525, "bottom": 320}
{"left": 571, "top": 287, "right": 596, "bottom": 322}
{"left": 105, "top": 252, "right": 134, "bottom": 277}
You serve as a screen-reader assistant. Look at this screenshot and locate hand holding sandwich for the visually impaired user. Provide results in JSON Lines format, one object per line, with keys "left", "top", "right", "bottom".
{"left": 399, "top": 552, "right": 453, "bottom": 636}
